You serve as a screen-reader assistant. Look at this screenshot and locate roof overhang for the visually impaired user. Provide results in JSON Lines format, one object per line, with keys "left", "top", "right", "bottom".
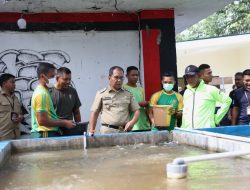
{"left": 0, "top": 0, "right": 234, "bottom": 33}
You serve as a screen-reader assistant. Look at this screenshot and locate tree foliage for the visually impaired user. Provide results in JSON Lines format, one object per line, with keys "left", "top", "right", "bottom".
{"left": 176, "top": 0, "right": 250, "bottom": 41}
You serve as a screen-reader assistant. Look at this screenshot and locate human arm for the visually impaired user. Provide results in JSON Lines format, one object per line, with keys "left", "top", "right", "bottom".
{"left": 148, "top": 92, "right": 161, "bottom": 125}
{"left": 12, "top": 114, "right": 24, "bottom": 123}
{"left": 73, "top": 89, "right": 82, "bottom": 122}
{"left": 138, "top": 101, "right": 148, "bottom": 107}
{"left": 88, "top": 111, "right": 99, "bottom": 135}
{"left": 33, "top": 92, "right": 75, "bottom": 129}
{"left": 138, "top": 88, "right": 148, "bottom": 107}
{"left": 73, "top": 108, "right": 81, "bottom": 122}
{"left": 124, "top": 109, "right": 140, "bottom": 132}
{"left": 88, "top": 91, "right": 103, "bottom": 135}
{"left": 213, "top": 89, "right": 232, "bottom": 125}
{"left": 175, "top": 93, "right": 183, "bottom": 119}
{"left": 231, "top": 107, "right": 239, "bottom": 125}
{"left": 12, "top": 98, "right": 24, "bottom": 123}
{"left": 36, "top": 112, "right": 75, "bottom": 129}
{"left": 124, "top": 93, "right": 140, "bottom": 132}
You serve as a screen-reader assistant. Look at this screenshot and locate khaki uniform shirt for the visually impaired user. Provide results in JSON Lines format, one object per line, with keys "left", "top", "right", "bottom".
{"left": 91, "top": 86, "right": 140, "bottom": 126}
{"left": 0, "top": 90, "right": 22, "bottom": 140}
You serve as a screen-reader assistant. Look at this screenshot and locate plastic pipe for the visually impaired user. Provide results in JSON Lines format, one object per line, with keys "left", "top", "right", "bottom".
{"left": 167, "top": 150, "right": 250, "bottom": 179}
{"left": 83, "top": 132, "right": 87, "bottom": 150}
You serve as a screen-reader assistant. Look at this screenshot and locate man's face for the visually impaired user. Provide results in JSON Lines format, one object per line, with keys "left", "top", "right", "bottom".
{"left": 3, "top": 77, "right": 16, "bottom": 93}
{"left": 56, "top": 73, "right": 71, "bottom": 89}
{"left": 243, "top": 75, "right": 250, "bottom": 91}
{"left": 235, "top": 75, "right": 243, "bottom": 89}
{"left": 185, "top": 74, "right": 199, "bottom": 88}
{"left": 127, "top": 70, "right": 139, "bottom": 84}
{"left": 200, "top": 68, "right": 212, "bottom": 83}
{"left": 43, "top": 68, "right": 56, "bottom": 83}
{"left": 109, "top": 69, "right": 124, "bottom": 90}
{"left": 162, "top": 76, "right": 175, "bottom": 85}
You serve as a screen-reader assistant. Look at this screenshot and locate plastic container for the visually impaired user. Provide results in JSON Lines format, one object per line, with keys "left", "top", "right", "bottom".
{"left": 152, "top": 105, "right": 172, "bottom": 127}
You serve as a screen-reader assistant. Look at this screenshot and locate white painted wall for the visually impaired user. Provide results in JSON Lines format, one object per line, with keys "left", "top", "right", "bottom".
{"left": 177, "top": 34, "right": 250, "bottom": 77}
{"left": 0, "top": 31, "right": 140, "bottom": 131}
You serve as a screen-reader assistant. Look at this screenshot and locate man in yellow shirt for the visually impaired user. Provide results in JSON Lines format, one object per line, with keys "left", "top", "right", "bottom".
{"left": 31, "top": 63, "right": 75, "bottom": 138}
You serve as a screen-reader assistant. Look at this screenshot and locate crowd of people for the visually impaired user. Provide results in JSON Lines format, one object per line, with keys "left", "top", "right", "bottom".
{"left": 0, "top": 62, "right": 249, "bottom": 140}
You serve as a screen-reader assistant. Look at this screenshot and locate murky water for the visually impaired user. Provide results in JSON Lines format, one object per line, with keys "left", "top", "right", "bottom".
{"left": 1, "top": 143, "right": 250, "bottom": 190}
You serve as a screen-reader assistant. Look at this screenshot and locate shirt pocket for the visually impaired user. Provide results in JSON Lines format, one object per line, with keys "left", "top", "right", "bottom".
{"left": 103, "top": 99, "right": 112, "bottom": 109}
{"left": 119, "top": 98, "right": 130, "bottom": 110}
{"left": 0, "top": 101, "right": 11, "bottom": 113}
{"left": 0, "top": 112, "right": 5, "bottom": 118}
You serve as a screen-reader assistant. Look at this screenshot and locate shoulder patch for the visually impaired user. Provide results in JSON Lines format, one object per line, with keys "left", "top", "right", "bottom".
{"left": 99, "top": 87, "right": 107, "bottom": 94}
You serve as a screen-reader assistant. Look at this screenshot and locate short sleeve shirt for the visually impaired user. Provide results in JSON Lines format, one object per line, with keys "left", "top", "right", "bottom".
{"left": 50, "top": 86, "right": 81, "bottom": 120}
{"left": 233, "top": 87, "right": 250, "bottom": 125}
{"left": 31, "top": 85, "right": 58, "bottom": 132}
{"left": 91, "top": 86, "right": 140, "bottom": 126}
{"left": 150, "top": 90, "right": 183, "bottom": 112}
{"left": 0, "top": 90, "right": 22, "bottom": 140}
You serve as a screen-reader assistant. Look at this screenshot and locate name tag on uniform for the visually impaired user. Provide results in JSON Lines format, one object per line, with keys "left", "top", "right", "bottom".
{"left": 247, "top": 106, "right": 250, "bottom": 115}
{"left": 103, "top": 97, "right": 112, "bottom": 100}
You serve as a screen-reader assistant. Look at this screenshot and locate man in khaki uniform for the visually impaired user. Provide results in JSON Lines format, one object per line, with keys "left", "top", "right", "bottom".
{"left": 0, "top": 74, "right": 23, "bottom": 140}
{"left": 89, "top": 66, "right": 140, "bottom": 135}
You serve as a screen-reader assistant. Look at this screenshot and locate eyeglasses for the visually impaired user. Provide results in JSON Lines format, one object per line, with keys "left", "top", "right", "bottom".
{"left": 112, "top": 76, "right": 124, "bottom": 81}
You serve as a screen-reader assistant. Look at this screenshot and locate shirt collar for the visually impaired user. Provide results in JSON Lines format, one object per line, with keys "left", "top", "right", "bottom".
{"left": 107, "top": 86, "right": 124, "bottom": 93}
{"left": 0, "top": 89, "right": 14, "bottom": 97}
{"left": 187, "top": 79, "right": 204, "bottom": 90}
{"left": 243, "top": 87, "right": 250, "bottom": 92}
{"left": 161, "top": 89, "right": 175, "bottom": 95}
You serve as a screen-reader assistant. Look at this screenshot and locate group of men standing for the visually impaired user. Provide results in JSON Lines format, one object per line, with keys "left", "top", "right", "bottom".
{"left": 89, "top": 64, "right": 250, "bottom": 135}
{"left": 0, "top": 62, "right": 249, "bottom": 140}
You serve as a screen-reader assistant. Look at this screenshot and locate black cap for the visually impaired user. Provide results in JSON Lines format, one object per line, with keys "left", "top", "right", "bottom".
{"left": 185, "top": 65, "right": 199, "bottom": 76}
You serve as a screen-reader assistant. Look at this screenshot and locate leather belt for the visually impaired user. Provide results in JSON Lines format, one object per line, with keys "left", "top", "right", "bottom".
{"left": 102, "top": 124, "right": 124, "bottom": 130}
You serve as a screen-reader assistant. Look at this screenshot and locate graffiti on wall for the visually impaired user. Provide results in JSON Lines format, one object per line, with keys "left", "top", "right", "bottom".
{"left": 0, "top": 49, "right": 71, "bottom": 133}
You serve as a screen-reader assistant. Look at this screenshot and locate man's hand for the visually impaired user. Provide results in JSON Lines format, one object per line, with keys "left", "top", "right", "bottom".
{"left": 124, "top": 121, "right": 134, "bottom": 132}
{"left": 168, "top": 107, "right": 176, "bottom": 115}
{"left": 12, "top": 114, "right": 24, "bottom": 123}
{"left": 63, "top": 120, "right": 76, "bottom": 129}
{"left": 88, "top": 129, "right": 96, "bottom": 136}
{"left": 139, "top": 101, "right": 148, "bottom": 107}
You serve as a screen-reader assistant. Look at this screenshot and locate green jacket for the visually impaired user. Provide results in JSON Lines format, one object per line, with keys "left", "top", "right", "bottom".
{"left": 182, "top": 80, "right": 232, "bottom": 129}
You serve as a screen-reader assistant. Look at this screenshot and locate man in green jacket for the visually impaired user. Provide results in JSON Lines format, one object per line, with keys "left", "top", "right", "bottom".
{"left": 182, "top": 65, "right": 232, "bottom": 129}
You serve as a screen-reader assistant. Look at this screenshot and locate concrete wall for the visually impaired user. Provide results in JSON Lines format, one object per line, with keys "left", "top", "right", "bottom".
{"left": 0, "top": 31, "right": 140, "bottom": 129}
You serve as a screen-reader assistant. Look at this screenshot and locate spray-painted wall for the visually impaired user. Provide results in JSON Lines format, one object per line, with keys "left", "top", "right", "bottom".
{"left": 0, "top": 31, "right": 140, "bottom": 131}
{"left": 0, "top": 10, "right": 177, "bottom": 133}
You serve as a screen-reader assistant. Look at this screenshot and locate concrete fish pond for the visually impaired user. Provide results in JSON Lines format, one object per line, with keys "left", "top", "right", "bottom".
{"left": 1, "top": 128, "right": 250, "bottom": 190}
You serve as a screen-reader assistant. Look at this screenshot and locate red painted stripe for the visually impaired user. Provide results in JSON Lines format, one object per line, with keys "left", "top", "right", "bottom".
{"left": 142, "top": 29, "right": 161, "bottom": 101}
{"left": 0, "top": 9, "right": 174, "bottom": 23}
{"left": 140, "top": 9, "right": 174, "bottom": 19}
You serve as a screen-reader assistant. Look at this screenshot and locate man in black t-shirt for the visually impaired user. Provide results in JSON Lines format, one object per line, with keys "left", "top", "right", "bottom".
{"left": 50, "top": 67, "right": 82, "bottom": 136}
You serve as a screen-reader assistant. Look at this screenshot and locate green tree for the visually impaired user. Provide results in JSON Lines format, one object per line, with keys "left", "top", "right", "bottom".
{"left": 176, "top": 0, "right": 250, "bottom": 41}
